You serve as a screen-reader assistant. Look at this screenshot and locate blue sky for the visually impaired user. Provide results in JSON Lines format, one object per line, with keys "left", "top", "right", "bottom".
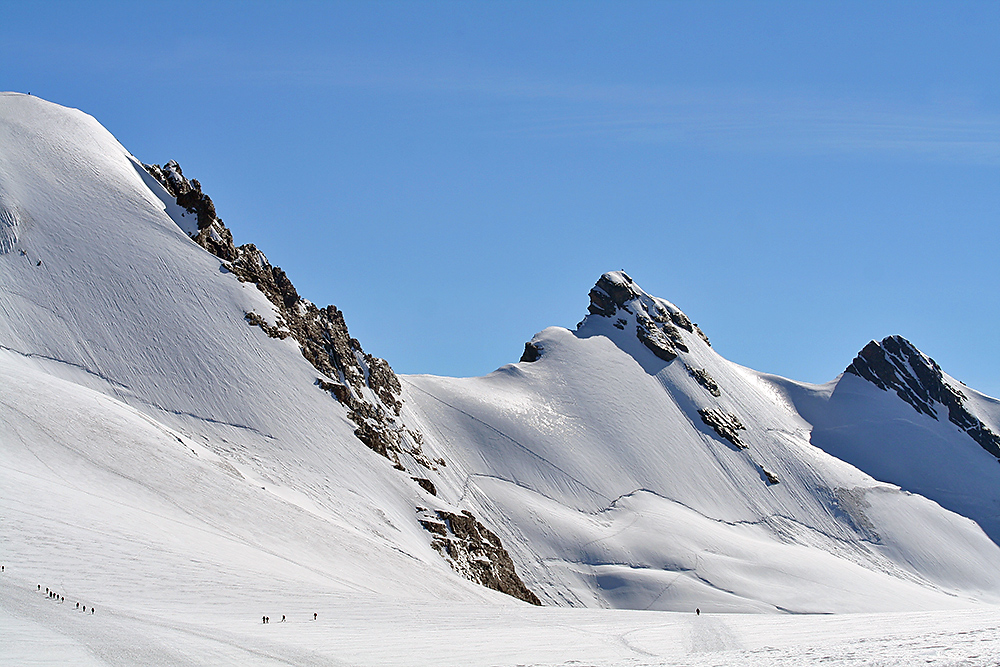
{"left": 4, "top": 1, "right": 1000, "bottom": 395}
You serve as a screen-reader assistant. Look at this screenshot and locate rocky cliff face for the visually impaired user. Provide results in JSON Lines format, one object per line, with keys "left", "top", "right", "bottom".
{"left": 846, "top": 335, "right": 1000, "bottom": 458}
{"left": 145, "top": 160, "right": 539, "bottom": 603}
{"left": 418, "top": 508, "right": 541, "bottom": 605}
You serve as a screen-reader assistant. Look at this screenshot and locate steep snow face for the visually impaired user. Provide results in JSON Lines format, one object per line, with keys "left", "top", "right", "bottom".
{"left": 772, "top": 336, "right": 1000, "bottom": 545}
{"left": 404, "top": 272, "right": 1000, "bottom": 612}
{"left": 0, "top": 92, "right": 523, "bottom": 613}
{"left": 845, "top": 336, "right": 1000, "bottom": 458}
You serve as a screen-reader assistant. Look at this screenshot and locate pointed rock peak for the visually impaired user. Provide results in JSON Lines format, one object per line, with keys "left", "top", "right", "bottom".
{"left": 846, "top": 335, "right": 1000, "bottom": 458}
{"left": 577, "top": 271, "right": 710, "bottom": 365}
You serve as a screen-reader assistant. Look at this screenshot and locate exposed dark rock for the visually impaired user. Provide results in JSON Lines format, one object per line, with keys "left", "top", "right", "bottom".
{"left": 244, "top": 311, "right": 290, "bottom": 339}
{"left": 685, "top": 364, "right": 721, "bottom": 397}
{"left": 418, "top": 515, "right": 448, "bottom": 536}
{"left": 520, "top": 341, "right": 541, "bottom": 363}
{"left": 669, "top": 310, "right": 694, "bottom": 333}
{"left": 762, "top": 467, "right": 780, "bottom": 485}
{"left": 637, "top": 325, "right": 678, "bottom": 363}
{"left": 698, "top": 408, "right": 746, "bottom": 449}
{"left": 587, "top": 286, "right": 618, "bottom": 318}
{"left": 584, "top": 271, "right": 700, "bottom": 365}
{"left": 695, "top": 326, "right": 712, "bottom": 347}
{"left": 590, "top": 272, "right": 639, "bottom": 311}
{"left": 412, "top": 477, "right": 437, "bottom": 495}
{"left": 846, "top": 336, "right": 1000, "bottom": 458}
{"left": 144, "top": 160, "right": 424, "bottom": 469}
{"left": 418, "top": 508, "right": 541, "bottom": 606}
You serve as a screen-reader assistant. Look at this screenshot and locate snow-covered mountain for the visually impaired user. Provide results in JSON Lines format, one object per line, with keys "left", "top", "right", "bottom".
{"left": 404, "top": 271, "right": 1000, "bottom": 612}
{"left": 3, "top": 93, "right": 1000, "bottom": 663}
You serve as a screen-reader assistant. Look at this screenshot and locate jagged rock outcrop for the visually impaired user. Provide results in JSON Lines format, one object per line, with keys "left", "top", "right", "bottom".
{"left": 417, "top": 508, "right": 541, "bottom": 605}
{"left": 584, "top": 271, "right": 711, "bottom": 362}
{"left": 146, "top": 160, "right": 540, "bottom": 604}
{"left": 145, "top": 160, "right": 421, "bottom": 466}
{"left": 685, "top": 364, "right": 721, "bottom": 397}
{"left": 698, "top": 408, "right": 746, "bottom": 449}
{"left": 144, "top": 161, "right": 236, "bottom": 260}
{"left": 846, "top": 336, "right": 1000, "bottom": 458}
{"left": 520, "top": 341, "right": 541, "bottom": 363}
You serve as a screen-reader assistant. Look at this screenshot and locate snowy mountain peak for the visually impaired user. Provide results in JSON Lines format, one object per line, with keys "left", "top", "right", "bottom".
{"left": 571, "top": 271, "right": 710, "bottom": 367}
{"left": 845, "top": 335, "right": 1000, "bottom": 458}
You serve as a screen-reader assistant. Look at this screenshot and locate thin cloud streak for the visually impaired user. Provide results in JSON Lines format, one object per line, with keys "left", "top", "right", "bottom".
{"left": 241, "top": 55, "right": 1000, "bottom": 163}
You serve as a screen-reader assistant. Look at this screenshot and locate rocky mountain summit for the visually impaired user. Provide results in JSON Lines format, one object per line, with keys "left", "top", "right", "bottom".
{"left": 846, "top": 335, "right": 1000, "bottom": 459}
{"left": 585, "top": 270, "right": 710, "bottom": 362}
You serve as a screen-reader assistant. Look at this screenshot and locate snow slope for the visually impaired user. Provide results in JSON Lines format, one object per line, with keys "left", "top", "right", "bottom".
{"left": 3, "top": 92, "right": 1000, "bottom": 665}
{"left": 0, "top": 92, "right": 506, "bottom": 610}
{"left": 404, "top": 272, "right": 1000, "bottom": 612}
{"left": 772, "top": 358, "right": 1000, "bottom": 545}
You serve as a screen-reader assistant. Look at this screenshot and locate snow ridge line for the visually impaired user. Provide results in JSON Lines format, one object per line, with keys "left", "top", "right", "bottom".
{"left": 0, "top": 343, "right": 133, "bottom": 391}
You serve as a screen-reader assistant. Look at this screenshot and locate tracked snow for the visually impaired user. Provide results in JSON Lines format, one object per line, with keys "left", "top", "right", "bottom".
{"left": 4, "top": 93, "right": 1000, "bottom": 666}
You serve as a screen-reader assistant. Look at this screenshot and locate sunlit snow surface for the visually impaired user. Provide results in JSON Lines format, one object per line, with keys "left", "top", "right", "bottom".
{"left": 4, "top": 92, "right": 1000, "bottom": 664}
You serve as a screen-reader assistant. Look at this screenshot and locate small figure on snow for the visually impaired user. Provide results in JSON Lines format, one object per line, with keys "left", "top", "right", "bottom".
{"left": 313, "top": 612, "right": 317, "bottom": 621}
{"left": 281, "top": 615, "right": 285, "bottom": 622}
{"left": 696, "top": 608, "right": 700, "bottom": 616}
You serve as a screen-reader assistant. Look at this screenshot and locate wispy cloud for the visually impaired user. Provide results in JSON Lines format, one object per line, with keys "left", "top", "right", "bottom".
{"left": 246, "top": 57, "right": 1000, "bottom": 164}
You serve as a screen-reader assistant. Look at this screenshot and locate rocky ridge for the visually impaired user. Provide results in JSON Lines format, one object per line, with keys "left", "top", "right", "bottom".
{"left": 145, "top": 160, "right": 539, "bottom": 603}
{"left": 846, "top": 335, "right": 1000, "bottom": 459}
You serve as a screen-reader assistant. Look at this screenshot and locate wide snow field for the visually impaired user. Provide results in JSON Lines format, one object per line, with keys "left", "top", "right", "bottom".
{"left": 2, "top": 574, "right": 999, "bottom": 667}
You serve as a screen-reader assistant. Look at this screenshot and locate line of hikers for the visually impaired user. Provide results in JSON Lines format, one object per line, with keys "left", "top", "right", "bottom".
{"left": 39, "top": 584, "right": 94, "bottom": 614}
{"left": 263, "top": 612, "right": 317, "bottom": 624}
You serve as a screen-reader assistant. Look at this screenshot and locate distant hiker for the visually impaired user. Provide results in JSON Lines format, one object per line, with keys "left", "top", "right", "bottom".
{"left": 83, "top": 606, "right": 86, "bottom": 612}
{"left": 281, "top": 615, "right": 285, "bottom": 622}
{"left": 36, "top": 260, "right": 41, "bottom": 266}
{"left": 38, "top": 584, "right": 41, "bottom": 590}
{"left": 262, "top": 615, "right": 266, "bottom": 624}
{"left": 91, "top": 608, "right": 94, "bottom": 614}
{"left": 696, "top": 608, "right": 700, "bottom": 616}
{"left": 313, "top": 613, "right": 317, "bottom": 621}
{"left": 77, "top": 602, "right": 80, "bottom": 609}
{"left": 61, "top": 596, "right": 64, "bottom": 602}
